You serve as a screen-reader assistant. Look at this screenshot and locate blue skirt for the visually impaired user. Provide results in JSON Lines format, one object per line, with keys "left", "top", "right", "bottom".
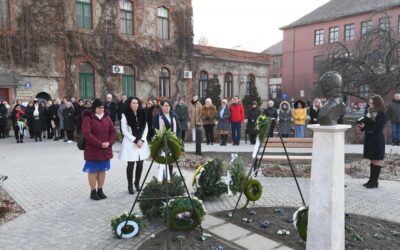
{"left": 83, "top": 160, "right": 110, "bottom": 173}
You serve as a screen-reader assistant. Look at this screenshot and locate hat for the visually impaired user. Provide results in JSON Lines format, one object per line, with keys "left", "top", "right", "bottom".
{"left": 91, "top": 99, "right": 104, "bottom": 111}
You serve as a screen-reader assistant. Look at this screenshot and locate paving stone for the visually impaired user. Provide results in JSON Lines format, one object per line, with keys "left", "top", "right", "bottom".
{"left": 208, "top": 223, "right": 251, "bottom": 241}
{"left": 202, "top": 215, "right": 226, "bottom": 229}
{"left": 233, "top": 233, "right": 283, "bottom": 250}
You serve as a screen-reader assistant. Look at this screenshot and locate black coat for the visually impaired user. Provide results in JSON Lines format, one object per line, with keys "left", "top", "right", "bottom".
{"left": 247, "top": 107, "right": 261, "bottom": 134}
{"left": 363, "top": 111, "right": 387, "bottom": 160}
{"left": 263, "top": 107, "right": 278, "bottom": 119}
{"left": 50, "top": 104, "right": 60, "bottom": 126}
{"left": 0, "top": 104, "right": 7, "bottom": 127}
{"left": 33, "top": 108, "right": 45, "bottom": 133}
{"left": 309, "top": 107, "right": 320, "bottom": 124}
{"left": 105, "top": 101, "right": 117, "bottom": 123}
{"left": 63, "top": 107, "right": 75, "bottom": 131}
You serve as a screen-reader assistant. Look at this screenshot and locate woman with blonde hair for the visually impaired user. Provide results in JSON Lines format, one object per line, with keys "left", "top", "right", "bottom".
{"left": 201, "top": 98, "right": 217, "bottom": 145}
{"left": 357, "top": 95, "right": 388, "bottom": 188}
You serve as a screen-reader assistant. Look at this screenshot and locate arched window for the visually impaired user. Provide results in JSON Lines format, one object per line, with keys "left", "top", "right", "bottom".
{"left": 224, "top": 73, "right": 233, "bottom": 98}
{"left": 120, "top": 0, "right": 133, "bottom": 35}
{"left": 247, "top": 74, "right": 255, "bottom": 95}
{"left": 158, "top": 7, "right": 169, "bottom": 40}
{"left": 76, "top": 0, "right": 92, "bottom": 29}
{"left": 79, "top": 63, "right": 95, "bottom": 99}
{"left": 159, "top": 67, "right": 170, "bottom": 97}
{"left": 199, "top": 71, "right": 208, "bottom": 98}
{"left": 0, "top": 0, "right": 10, "bottom": 30}
{"left": 122, "top": 66, "right": 135, "bottom": 97}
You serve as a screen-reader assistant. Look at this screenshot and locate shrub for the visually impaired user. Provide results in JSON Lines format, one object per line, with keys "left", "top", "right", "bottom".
{"left": 194, "top": 159, "right": 227, "bottom": 199}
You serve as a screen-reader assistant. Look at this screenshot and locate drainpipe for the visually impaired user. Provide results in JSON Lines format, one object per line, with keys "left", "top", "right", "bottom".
{"left": 291, "top": 27, "right": 296, "bottom": 98}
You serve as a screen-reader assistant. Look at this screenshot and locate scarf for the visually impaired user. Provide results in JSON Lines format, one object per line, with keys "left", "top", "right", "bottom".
{"left": 124, "top": 108, "right": 146, "bottom": 140}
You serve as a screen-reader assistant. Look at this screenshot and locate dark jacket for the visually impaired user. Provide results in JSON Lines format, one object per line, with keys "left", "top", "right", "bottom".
{"left": 362, "top": 111, "right": 388, "bottom": 160}
{"left": 387, "top": 99, "right": 400, "bottom": 123}
{"left": 308, "top": 106, "right": 320, "bottom": 124}
{"left": 105, "top": 101, "right": 117, "bottom": 124}
{"left": 50, "top": 104, "right": 60, "bottom": 126}
{"left": 63, "top": 106, "right": 75, "bottom": 131}
{"left": 174, "top": 103, "right": 189, "bottom": 131}
{"left": 32, "top": 107, "right": 45, "bottom": 133}
{"left": 0, "top": 104, "right": 7, "bottom": 127}
{"left": 152, "top": 111, "right": 181, "bottom": 137}
{"left": 263, "top": 107, "right": 278, "bottom": 120}
{"left": 247, "top": 107, "right": 261, "bottom": 135}
{"left": 117, "top": 100, "right": 127, "bottom": 121}
{"left": 82, "top": 110, "right": 116, "bottom": 161}
{"left": 217, "top": 105, "right": 231, "bottom": 130}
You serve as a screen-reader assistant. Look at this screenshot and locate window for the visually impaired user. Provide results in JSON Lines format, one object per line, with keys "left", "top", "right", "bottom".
{"left": 314, "top": 29, "right": 324, "bottom": 45}
{"left": 158, "top": 7, "right": 169, "bottom": 40}
{"left": 76, "top": 0, "right": 92, "bottom": 29}
{"left": 159, "top": 67, "right": 170, "bottom": 97}
{"left": 224, "top": 73, "right": 233, "bottom": 98}
{"left": 361, "top": 20, "right": 372, "bottom": 35}
{"left": 273, "top": 59, "right": 282, "bottom": 69}
{"left": 269, "top": 85, "right": 282, "bottom": 99}
{"left": 199, "top": 71, "right": 208, "bottom": 98}
{"left": 0, "top": 0, "right": 9, "bottom": 30}
{"left": 329, "top": 27, "right": 339, "bottom": 43}
{"left": 120, "top": 0, "right": 133, "bottom": 35}
{"left": 246, "top": 74, "right": 255, "bottom": 95}
{"left": 79, "top": 63, "right": 95, "bottom": 99}
{"left": 313, "top": 55, "right": 323, "bottom": 72}
{"left": 344, "top": 24, "right": 355, "bottom": 41}
{"left": 122, "top": 66, "right": 135, "bottom": 97}
{"left": 379, "top": 17, "right": 390, "bottom": 32}
{"left": 359, "top": 85, "right": 369, "bottom": 98}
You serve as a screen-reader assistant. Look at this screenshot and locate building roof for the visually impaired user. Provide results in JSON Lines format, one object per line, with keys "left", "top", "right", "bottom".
{"left": 281, "top": 0, "right": 400, "bottom": 29}
{"left": 262, "top": 41, "right": 282, "bottom": 56}
{"left": 192, "top": 45, "right": 269, "bottom": 64}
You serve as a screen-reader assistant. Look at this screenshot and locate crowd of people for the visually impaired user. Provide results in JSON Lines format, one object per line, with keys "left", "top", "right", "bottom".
{"left": 1, "top": 91, "right": 399, "bottom": 195}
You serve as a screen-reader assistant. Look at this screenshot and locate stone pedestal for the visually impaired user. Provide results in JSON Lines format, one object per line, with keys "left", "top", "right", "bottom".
{"left": 306, "top": 124, "right": 351, "bottom": 250}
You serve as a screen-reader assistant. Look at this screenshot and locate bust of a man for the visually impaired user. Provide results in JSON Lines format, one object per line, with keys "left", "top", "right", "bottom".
{"left": 317, "top": 71, "right": 347, "bottom": 125}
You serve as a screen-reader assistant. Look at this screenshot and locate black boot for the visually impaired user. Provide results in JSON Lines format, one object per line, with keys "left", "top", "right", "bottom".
{"left": 90, "top": 189, "right": 100, "bottom": 200}
{"left": 134, "top": 161, "right": 143, "bottom": 192}
{"left": 127, "top": 162, "right": 134, "bottom": 194}
{"left": 168, "top": 164, "right": 173, "bottom": 177}
{"left": 366, "top": 165, "right": 381, "bottom": 188}
{"left": 97, "top": 188, "right": 107, "bottom": 199}
{"left": 363, "top": 164, "right": 373, "bottom": 186}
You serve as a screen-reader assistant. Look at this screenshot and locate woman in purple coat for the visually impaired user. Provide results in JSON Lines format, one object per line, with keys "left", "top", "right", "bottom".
{"left": 82, "top": 99, "right": 116, "bottom": 200}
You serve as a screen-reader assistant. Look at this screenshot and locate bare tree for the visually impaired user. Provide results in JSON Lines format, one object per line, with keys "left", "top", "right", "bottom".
{"left": 317, "top": 21, "right": 400, "bottom": 100}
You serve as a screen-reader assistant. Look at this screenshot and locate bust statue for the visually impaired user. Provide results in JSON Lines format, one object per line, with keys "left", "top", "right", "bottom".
{"left": 317, "top": 71, "right": 347, "bottom": 125}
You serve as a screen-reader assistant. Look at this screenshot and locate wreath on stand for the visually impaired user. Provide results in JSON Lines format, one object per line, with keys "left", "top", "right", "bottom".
{"left": 242, "top": 178, "right": 263, "bottom": 208}
{"left": 150, "top": 128, "right": 182, "bottom": 164}
{"left": 293, "top": 206, "right": 308, "bottom": 242}
{"left": 111, "top": 213, "right": 144, "bottom": 239}
{"left": 164, "top": 197, "right": 206, "bottom": 231}
{"left": 192, "top": 159, "right": 227, "bottom": 200}
{"left": 256, "top": 115, "right": 271, "bottom": 141}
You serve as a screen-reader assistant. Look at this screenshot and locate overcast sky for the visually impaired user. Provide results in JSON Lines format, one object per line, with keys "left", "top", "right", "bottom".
{"left": 192, "top": 0, "right": 331, "bottom": 52}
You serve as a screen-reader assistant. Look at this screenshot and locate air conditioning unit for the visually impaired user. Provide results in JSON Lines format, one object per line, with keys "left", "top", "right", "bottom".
{"left": 112, "top": 65, "right": 124, "bottom": 74}
{"left": 183, "top": 71, "right": 192, "bottom": 79}
{"left": 240, "top": 76, "right": 247, "bottom": 83}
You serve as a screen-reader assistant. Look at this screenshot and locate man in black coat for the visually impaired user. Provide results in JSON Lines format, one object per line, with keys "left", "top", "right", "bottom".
{"left": 104, "top": 94, "right": 117, "bottom": 124}
{"left": 263, "top": 100, "right": 278, "bottom": 137}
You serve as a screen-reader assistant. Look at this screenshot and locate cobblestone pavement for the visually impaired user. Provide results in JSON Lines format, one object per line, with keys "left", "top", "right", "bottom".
{"left": 0, "top": 137, "right": 399, "bottom": 249}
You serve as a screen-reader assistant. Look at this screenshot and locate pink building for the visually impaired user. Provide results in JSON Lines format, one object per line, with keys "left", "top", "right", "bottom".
{"left": 280, "top": 0, "right": 400, "bottom": 100}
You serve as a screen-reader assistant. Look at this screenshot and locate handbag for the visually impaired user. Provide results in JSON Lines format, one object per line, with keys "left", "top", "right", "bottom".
{"left": 77, "top": 135, "right": 86, "bottom": 150}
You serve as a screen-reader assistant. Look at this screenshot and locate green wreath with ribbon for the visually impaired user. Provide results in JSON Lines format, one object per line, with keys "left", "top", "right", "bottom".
{"left": 256, "top": 115, "right": 271, "bottom": 141}
{"left": 150, "top": 128, "right": 182, "bottom": 164}
{"left": 166, "top": 197, "right": 206, "bottom": 231}
{"left": 111, "top": 213, "right": 143, "bottom": 238}
{"left": 293, "top": 206, "right": 308, "bottom": 242}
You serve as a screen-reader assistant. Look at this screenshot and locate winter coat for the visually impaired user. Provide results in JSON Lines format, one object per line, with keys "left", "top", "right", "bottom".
{"left": 153, "top": 111, "right": 181, "bottom": 137}
{"left": 201, "top": 104, "right": 217, "bottom": 126}
{"left": 308, "top": 106, "right": 320, "bottom": 124}
{"left": 174, "top": 103, "right": 189, "bottom": 131}
{"left": 387, "top": 99, "right": 400, "bottom": 123}
{"left": 263, "top": 107, "right": 278, "bottom": 120}
{"left": 63, "top": 107, "right": 75, "bottom": 131}
{"left": 117, "top": 100, "right": 127, "bottom": 121}
{"left": 50, "top": 104, "right": 60, "bottom": 127}
{"left": 105, "top": 101, "right": 117, "bottom": 124}
{"left": 119, "top": 113, "right": 149, "bottom": 162}
{"left": 247, "top": 107, "right": 261, "bottom": 135}
{"left": 278, "top": 101, "right": 292, "bottom": 135}
{"left": 0, "top": 104, "right": 7, "bottom": 127}
{"left": 58, "top": 104, "right": 65, "bottom": 129}
{"left": 188, "top": 101, "right": 202, "bottom": 128}
{"left": 11, "top": 108, "right": 26, "bottom": 126}
{"left": 362, "top": 111, "right": 388, "bottom": 160}
{"left": 217, "top": 105, "right": 231, "bottom": 130}
{"left": 229, "top": 103, "right": 245, "bottom": 123}
{"left": 292, "top": 108, "right": 307, "bottom": 125}
{"left": 82, "top": 110, "right": 116, "bottom": 161}
{"left": 32, "top": 107, "right": 45, "bottom": 133}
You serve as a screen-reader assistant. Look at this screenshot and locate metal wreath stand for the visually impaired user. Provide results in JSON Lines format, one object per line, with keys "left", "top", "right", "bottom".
{"left": 117, "top": 130, "right": 203, "bottom": 249}
{"left": 231, "top": 118, "right": 306, "bottom": 217}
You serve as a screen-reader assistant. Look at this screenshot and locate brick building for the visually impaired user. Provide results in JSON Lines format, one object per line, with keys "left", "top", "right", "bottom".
{"left": 279, "top": 0, "right": 400, "bottom": 101}
{"left": 0, "top": 0, "right": 269, "bottom": 105}
{"left": 263, "top": 41, "right": 283, "bottom": 100}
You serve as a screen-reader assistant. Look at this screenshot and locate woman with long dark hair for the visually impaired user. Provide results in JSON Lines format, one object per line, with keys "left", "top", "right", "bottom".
{"left": 357, "top": 95, "right": 388, "bottom": 189}
{"left": 119, "top": 97, "right": 149, "bottom": 194}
